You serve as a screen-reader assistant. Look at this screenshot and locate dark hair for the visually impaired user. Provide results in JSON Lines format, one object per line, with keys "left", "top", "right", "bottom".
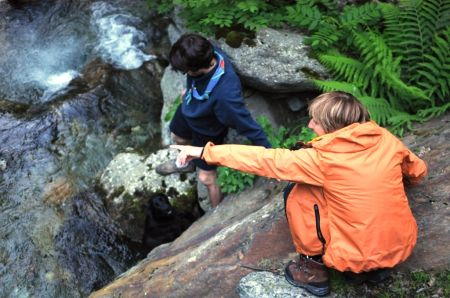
{"left": 169, "top": 33, "right": 215, "bottom": 73}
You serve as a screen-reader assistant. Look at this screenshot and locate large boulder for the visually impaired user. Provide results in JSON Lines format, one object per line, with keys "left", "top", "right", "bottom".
{"left": 90, "top": 178, "right": 297, "bottom": 298}
{"left": 216, "top": 28, "right": 329, "bottom": 93}
{"left": 400, "top": 112, "right": 450, "bottom": 271}
{"left": 99, "top": 149, "right": 198, "bottom": 242}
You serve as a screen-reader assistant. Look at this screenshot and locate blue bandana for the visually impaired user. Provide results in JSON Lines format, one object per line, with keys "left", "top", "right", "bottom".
{"left": 184, "top": 51, "right": 225, "bottom": 104}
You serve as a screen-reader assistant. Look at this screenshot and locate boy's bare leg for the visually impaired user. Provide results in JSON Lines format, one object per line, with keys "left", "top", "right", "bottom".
{"left": 198, "top": 169, "right": 222, "bottom": 208}
{"left": 171, "top": 132, "right": 190, "bottom": 145}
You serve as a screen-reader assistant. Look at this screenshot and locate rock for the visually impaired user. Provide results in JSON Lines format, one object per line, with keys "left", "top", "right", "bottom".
{"left": 54, "top": 191, "right": 138, "bottom": 296}
{"left": 237, "top": 271, "right": 316, "bottom": 298}
{"left": 90, "top": 179, "right": 295, "bottom": 298}
{"left": 216, "top": 28, "right": 329, "bottom": 93}
{"left": 99, "top": 149, "right": 197, "bottom": 242}
{"left": 160, "top": 67, "right": 185, "bottom": 147}
{"left": 399, "top": 112, "right": 450, "bottom": 271}
{"left": 286, "top": 97, "right": 307, "bottom": 112}
{"left": 0, "top": 158, "right": 6, "bottom": 171}
{"left": 142, "top": 193, "right": 195, "bottom": 253}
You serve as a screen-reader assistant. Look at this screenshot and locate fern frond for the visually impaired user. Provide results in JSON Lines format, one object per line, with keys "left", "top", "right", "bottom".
{"left": 412, "top": 26, "right": 450, "bottom": 102}
{"left": 285, "top": 2, "right": 322, "bottom": 30}
{"left": 317, "top": 51, "right": 369, "bottom": 89}
{"left": 417, "top": 101, "right": 450, "bottom": 120}
{"left": 358, "top": 95, "right": 400, "bottom": 125}
{"left": 388, "top": 111, "right": 423, "bottom": 136}
{"left": 382, "top": 0, "right": 449, "bottom": 77}
{"left": 306, "top": 21, "right": 340, "bottom": 51}
{"left": 353, "top": 31, "right": 429, "bottom": 107}
{"left": 312, "top": 80, "right": 362, "bottom": 97}
{"left": 339, "top": 2, "right": 383, "bottom": 29}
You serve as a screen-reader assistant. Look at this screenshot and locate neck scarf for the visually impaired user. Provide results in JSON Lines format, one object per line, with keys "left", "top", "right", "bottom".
{"left": 184, "top": 51, "right": 225, "bottom": 104}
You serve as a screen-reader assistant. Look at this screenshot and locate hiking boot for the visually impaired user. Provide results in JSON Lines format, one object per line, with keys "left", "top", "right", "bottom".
{"left": 155, "top": 159, "right": 196, "bottom": 176}
{"left": 284, "top": 255, "right": 330, "bottom": 297}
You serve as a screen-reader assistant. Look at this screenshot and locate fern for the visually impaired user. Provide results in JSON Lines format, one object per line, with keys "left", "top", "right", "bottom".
{"left": 339, "top": 2, "right": 383, "bottom": 30}
{"left": 353, "top": 31, "right": 429, "bottom": 108}
{"left": 417, "top": 101, "right": 450, "bottom": 121}
{"left": 413, "top": 27, "right": 450, "bottom": 103}
{"left": 317, "top": 51, "right": 370, "bottom": 89}
{"left": 358, "top": 95, "right": 400, "bottom": 126}
{"left": 312, "top": 80, "right": 362, "bottom": 96}
{"left": 306, "top": 21, "right": 341, "bottom": 52}
{"left": 312, "top": 80, "right": 399, "bottom": 126}
{"left": 285, "top": 2, "right": 322, "bottom": 31}
{"left": 388, "top": 112, "right": 423, "bottom": 135}
{"left": 382, "top": 0, "right": 450, "bottom": 76}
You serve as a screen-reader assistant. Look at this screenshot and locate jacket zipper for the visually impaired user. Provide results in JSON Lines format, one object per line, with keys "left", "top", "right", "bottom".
{"left": 314, "top": 204, "right": 326, "bottom": 255}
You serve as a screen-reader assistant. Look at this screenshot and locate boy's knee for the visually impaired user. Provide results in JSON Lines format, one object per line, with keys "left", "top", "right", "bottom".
{"left": 198, "top": 170, "right": 217, "bottom": 186}
{"left": 171, "top": 132, "right": 190, "bottom": 145}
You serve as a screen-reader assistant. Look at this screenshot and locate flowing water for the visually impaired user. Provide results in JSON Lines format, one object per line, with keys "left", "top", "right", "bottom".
{"left": 0, "top": 0, "right": 163, "bottom": 296}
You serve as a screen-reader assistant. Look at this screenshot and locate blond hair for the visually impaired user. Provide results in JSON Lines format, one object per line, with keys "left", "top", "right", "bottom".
{"left": 309, "top": 92, "right": 370, "bottom": 133}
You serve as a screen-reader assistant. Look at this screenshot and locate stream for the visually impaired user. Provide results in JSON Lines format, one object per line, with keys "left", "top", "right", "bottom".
{"left": 0, "top": 0, "right": 165, "bottom": 296}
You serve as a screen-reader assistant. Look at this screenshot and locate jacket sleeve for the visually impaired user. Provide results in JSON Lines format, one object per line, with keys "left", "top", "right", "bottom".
{"left": 401, "top": 149, "right": 427, "bottom": 186}
{"left": 202, "top": 142, "right": 324, "bottom": 186}
{"left": 213, "top": 81, "right": 271, "bottom": 148}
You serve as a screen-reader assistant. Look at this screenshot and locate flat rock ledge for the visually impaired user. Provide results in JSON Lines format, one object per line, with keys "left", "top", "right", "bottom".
{"left": 99, "top": 148, "right": 197, "bottom": 241}
{"left": 237, "top": 271, "right": 316, "bottom": 298}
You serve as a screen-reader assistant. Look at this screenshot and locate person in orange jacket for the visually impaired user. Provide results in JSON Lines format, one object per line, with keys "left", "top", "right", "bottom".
{"left": 170, "top": 91, "right": 427, "bottom": 296}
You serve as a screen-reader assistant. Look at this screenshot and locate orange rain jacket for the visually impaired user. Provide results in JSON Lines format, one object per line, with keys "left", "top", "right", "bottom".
{"left": 202, "top": 121, "right": 427, "bottom": 272}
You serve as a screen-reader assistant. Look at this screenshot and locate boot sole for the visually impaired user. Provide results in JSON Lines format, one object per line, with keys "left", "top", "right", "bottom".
{"left": 284, "top": 264, "right": 330, "bottom": 297}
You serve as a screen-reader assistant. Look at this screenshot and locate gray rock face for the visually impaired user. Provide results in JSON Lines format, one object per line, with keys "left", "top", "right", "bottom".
{"left": 99, "top": 149, "right": 197, "bottom": 241}
{"left": 160, "top": 67, "right": 185, "bottom": 147}
{"left": 216, "top": 28, "right": 329, "bottom": 93}
{"left": 400, "top": 113, "right": 450, "bottom": 271}
{"left": 237, "top": 271, "right": 316, "bottom": 298}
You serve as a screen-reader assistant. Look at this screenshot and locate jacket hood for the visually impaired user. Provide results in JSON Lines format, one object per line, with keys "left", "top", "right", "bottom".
{"left": 311, "top": 121, "right": 383, "bottom": 153}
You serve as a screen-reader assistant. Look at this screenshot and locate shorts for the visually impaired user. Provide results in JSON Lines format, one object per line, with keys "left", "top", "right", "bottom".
{"left": 169, "top": 105, "right": 227, "bottom": 171}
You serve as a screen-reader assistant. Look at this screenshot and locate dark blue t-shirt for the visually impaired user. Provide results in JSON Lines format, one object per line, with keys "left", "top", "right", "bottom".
{"left": 181, "top": 48, "right": 271, "bottom": 148}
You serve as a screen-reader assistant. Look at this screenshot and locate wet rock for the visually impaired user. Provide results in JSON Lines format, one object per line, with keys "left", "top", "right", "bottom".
{"left": 43, "top": 178, "right": 75, "bottom": 206}
{"left": 54, "top": 191, "right": 138, "bottom": 296}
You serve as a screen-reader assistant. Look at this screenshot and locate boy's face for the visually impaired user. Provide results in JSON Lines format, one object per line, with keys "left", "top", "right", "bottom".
{"left": 308, "top": 118, "right": 326, "bottom": 136}
{"left": 186, "top": 57, "right": 217, "bottom": 77}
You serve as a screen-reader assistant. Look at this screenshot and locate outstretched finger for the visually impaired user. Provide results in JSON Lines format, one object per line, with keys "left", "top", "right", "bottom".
{"left": 170, "top": 145, "right": 186, "bottom": 151}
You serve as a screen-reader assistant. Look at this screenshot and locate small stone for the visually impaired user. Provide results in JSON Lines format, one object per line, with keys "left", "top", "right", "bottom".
{"left": 0, "top": 159, "right": 6, "bottom": 171}
{"left": 45, "top": 272, "right": 55, "bottom": 281}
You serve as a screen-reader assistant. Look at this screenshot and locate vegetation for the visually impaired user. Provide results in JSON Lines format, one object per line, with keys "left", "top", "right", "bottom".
{"left": 150, "top": 0, "right": 449, "bottom": 135}
{"left": 217, "top": 116, "right": 316, "bottom": 194}
{"left": 329, "top": 269, "right": 450, "bottom": 298}
{"left": 304, "top": 0, "right": 450, "bottom": 135}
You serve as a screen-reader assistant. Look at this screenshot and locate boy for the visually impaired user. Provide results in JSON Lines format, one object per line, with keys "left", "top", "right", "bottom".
{"left": 156, "top": 33, "right": 270, "bottom": 208}
{"left": 171, "top": 91, "right": 427, "bottom": 296}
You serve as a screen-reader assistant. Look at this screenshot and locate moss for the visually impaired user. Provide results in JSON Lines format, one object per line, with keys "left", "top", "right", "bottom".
{"left": 328, "top": 269, "right": 450, "bottom": 297}
{"left": 109, "top": 185, "right": 125, "bottom": 199}
{"left": 225, "top": 31, "right": 245, "bottom": 48}
{"left": 299, "top": 67, "right": 322, "bottom": 80}
{"left": 169, "top": 186, "right": 197, "bottom": 214}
